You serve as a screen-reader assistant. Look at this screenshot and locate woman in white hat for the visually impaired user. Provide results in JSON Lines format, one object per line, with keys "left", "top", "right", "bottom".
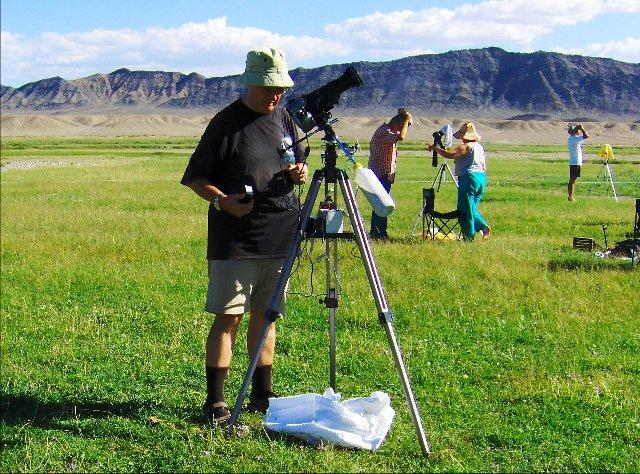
{"left": 427, "top": 122, "right": 491, "bottom": 240}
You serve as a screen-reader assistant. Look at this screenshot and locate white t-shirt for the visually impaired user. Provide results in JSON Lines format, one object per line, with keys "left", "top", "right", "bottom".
{"left": 454, "top": 142, "right": 486, "bottom": 176}
{"left": 567, "top": 135, "right": 585, "bottom": 166}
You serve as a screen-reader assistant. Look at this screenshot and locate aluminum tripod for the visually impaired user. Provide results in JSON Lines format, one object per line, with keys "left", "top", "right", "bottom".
{"left": 595, "top": 159, "right": 619, "bottom": 202}
{"left": 228, "top": 126, "right": 431, "bottom": 456}
{"left": 431, "top": 158, "right": 458, "bottom": 192}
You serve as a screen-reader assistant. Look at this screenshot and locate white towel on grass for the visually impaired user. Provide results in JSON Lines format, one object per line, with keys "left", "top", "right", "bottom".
{"left": 263, "top": 388, "right": 395, "bottom": 450}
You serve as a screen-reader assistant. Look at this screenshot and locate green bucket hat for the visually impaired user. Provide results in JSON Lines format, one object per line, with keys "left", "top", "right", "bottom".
{"left": 238, "top": 48, "right": 294, "bottom": 88}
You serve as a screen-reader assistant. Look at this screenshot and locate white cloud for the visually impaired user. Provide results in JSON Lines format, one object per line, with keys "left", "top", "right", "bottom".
{"left": 1, "top": 18, "right": 345, "bottom": 87}
{"left": 555, "top": 37, "right": 640, "bottom": 63}
{"left": 2, "top": 2, "right": 639, "bottom": 87}
{"left": 325, "top": 0, "right": 640, "bottom": 52}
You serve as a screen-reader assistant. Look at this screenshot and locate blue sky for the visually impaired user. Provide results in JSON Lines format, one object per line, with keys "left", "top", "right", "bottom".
{"left": 2, "top": 0, "right": 639, "bottom": 87}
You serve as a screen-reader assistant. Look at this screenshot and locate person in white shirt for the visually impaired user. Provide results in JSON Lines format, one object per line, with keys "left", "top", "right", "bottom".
{"left": 567, "top": 124, "right": 589, "bottom": 201}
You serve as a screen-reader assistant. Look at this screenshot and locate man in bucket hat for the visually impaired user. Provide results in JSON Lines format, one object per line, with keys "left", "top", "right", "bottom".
{"left": 181, "top": 48, "right": 308, "bottom": 426}
{"left": 427, "top": 121, "right": 491, "bottom": 241}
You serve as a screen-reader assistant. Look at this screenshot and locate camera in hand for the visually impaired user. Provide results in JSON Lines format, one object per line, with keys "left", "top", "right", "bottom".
{"left": 430, "top": 124, "right": 453, "bottom": 167}
{"left": 285, "top": 66, "right": 363, "bottom": 133}
{"left": 431, "top": 130, "right": 445, "bottom": 168}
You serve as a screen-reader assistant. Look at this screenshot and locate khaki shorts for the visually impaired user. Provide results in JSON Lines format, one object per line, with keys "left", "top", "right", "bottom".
{"left": 206, "top": 258, "right": 287, "bottom": 315}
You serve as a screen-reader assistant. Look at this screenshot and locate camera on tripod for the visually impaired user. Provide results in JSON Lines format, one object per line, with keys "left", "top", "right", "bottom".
{"left": 284, "top": 66, "right": 394, "bottom": 218}
{"left": 285, "top": 66, "right": 363, "bottom": 133}
{"left": 430, "top": 124, "right": 453, "bottom": 167}
{"left": 431, "top": 131, "right": 444, "bottom": 168}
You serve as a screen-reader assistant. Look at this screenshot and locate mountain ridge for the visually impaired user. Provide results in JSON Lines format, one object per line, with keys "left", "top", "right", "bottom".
{"left": 2, "top": 47, "right": 639, "bottom": 119}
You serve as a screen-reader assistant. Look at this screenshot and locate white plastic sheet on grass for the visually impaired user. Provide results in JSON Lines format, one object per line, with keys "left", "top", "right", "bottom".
{"left": 263, "top": 388, "right": 395, "bottom": 450}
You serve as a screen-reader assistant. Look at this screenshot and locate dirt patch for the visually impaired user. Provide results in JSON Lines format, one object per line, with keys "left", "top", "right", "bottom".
{"left": 2, "top": 114, "right": 640, "bottom": 146}
{"left": 0, "top": 160, "right": 100, "bottom": 172}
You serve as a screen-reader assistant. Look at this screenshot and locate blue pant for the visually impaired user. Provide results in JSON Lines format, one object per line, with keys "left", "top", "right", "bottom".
{"left": 370, "top": 174, "right": 392, "bottom": 237}
{"left": 457, "top": 172, "right": 489, "bottom": 240}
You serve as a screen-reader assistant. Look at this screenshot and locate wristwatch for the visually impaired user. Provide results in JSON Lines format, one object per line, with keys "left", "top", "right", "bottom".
{"left": 212, "top": 195, "right": 222, "bottom": 211}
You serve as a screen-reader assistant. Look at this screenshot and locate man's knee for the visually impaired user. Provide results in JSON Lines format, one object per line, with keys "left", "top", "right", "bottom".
{"left": 213, "top": 313, "right": 243, "bottom": 332}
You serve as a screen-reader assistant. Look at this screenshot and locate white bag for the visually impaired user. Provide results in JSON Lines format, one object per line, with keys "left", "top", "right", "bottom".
{"left": 263, "top": 388, "right": 395, "bottom": 450}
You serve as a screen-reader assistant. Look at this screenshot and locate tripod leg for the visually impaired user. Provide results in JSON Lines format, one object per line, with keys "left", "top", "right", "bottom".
{"left": 437, "top": 164, "right": 445, "bottom": 192}
{"left": 326, "top": 235, "right": 339, "bottom": 390}
{"left": 411, "top": 209, "right": 424, "bottom": 235}
{"left": 323, "top": 181, "right": 340, "bottom": 390}
{"left": 446, "top": 162, "right": 459, "bottom": 188}
{"left": 606, "top": 163, "right": 619, "bottom": 201}
{"left": 328, "top": 285, "right": 337, "bottom": 390}
{"left": 431, "top": 166, "right": 442, "bottom": 190}
{"left": 228, "top": 170, "right": 324, "bottom": 428}
{"left": 338, "top": 171, "right": 431, "bottom": 456}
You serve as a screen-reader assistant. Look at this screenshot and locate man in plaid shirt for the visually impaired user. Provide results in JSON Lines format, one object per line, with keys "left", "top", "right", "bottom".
{"left": 367, "top": 107, "right": 413, "bottom": 239}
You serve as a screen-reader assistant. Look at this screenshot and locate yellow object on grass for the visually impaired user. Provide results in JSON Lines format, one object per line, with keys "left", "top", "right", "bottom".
{"left": 598, "top": 144, "right": 614, "bottom": 161}
{"left": 423, "top": 228, "right": 458, "bottom": 241}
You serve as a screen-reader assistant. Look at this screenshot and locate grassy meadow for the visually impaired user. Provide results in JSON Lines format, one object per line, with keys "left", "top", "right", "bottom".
{"left": 1, "top": 136, "right": 639, "bottom": 472}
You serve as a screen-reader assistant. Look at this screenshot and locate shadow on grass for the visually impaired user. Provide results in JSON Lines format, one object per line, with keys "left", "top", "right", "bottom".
{"left": 547, "top": 257, "right": 636, "bottom": 271}
{"left": 261, "top": 427, "right": 360, "bottom": 452}
{"left": 547, "top": 248, "right": 637, "bottom": 271}
{"left": 0, "top": 391, "right": 145, "bottom": 429}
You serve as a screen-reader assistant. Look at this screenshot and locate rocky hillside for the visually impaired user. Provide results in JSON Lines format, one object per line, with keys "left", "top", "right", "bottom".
{"left": 2, "top": 48, "right": 639, "bottom": 119}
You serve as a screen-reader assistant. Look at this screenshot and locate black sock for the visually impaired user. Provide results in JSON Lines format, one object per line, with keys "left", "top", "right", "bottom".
{"left": 205, "top": 366, "right": 229, "bottom": 404}
{"left": 251, "top": 365, "right": 272, "bottom": 397}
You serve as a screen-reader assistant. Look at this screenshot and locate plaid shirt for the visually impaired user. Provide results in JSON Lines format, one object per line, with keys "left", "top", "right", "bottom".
{"left": 367, "top": 123, "right": 400, "bottom": 177}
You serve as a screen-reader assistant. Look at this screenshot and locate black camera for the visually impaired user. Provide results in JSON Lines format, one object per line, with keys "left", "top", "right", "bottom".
{"left": 431, "top": 130, "right": 445, "bottom": 167}
{"left": 285, "top": 66, "right": 363, "bottom": 132}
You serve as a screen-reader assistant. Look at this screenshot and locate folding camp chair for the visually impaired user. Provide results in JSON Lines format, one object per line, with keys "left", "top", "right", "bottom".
{"left": 421, "top": 188, "right": 462, "bottom": 242}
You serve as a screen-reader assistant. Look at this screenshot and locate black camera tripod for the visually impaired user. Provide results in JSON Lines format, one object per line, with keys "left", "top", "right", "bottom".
{"left": 430, "top": 131, "right": 458, "bottom": 192}
{"left": 227, "top": 121, "right": 431, "bottom": 456}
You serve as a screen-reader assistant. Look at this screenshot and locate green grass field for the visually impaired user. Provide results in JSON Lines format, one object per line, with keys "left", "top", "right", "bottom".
{"left": 1, "top": 136, "right": 639, "bottom": 472}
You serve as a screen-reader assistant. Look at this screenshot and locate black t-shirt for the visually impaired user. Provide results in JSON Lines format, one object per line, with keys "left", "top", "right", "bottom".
{"left": 181, "top": 99, "right": 304, "bottom": 259}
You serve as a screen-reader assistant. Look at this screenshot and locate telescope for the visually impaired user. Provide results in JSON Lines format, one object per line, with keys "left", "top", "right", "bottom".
{"left": 285, "top": 66, "right": 363, "bottom": 133}
{"left": 283, "top": 67, "right": 393, "bottom": 217}
{"left": 231, "top": 65, "right": 431, "bottom": 455}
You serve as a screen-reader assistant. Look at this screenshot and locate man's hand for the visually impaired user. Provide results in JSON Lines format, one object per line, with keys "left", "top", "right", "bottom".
{"left": 398, "top": 107, "right": 412, "bottom": 126}
{"left": 220, "top": 193, "right": 253, "bottom": 217}
{"left": 577, "top": 123, "right": 589, "bottom": 139}
{"left": 287, "top": 163, "right": 308, "bottom": 185}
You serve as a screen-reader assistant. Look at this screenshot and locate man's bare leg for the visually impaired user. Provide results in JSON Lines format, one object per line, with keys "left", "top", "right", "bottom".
{"left": 568, "top": 177, "right": 577, "bottom": 201}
